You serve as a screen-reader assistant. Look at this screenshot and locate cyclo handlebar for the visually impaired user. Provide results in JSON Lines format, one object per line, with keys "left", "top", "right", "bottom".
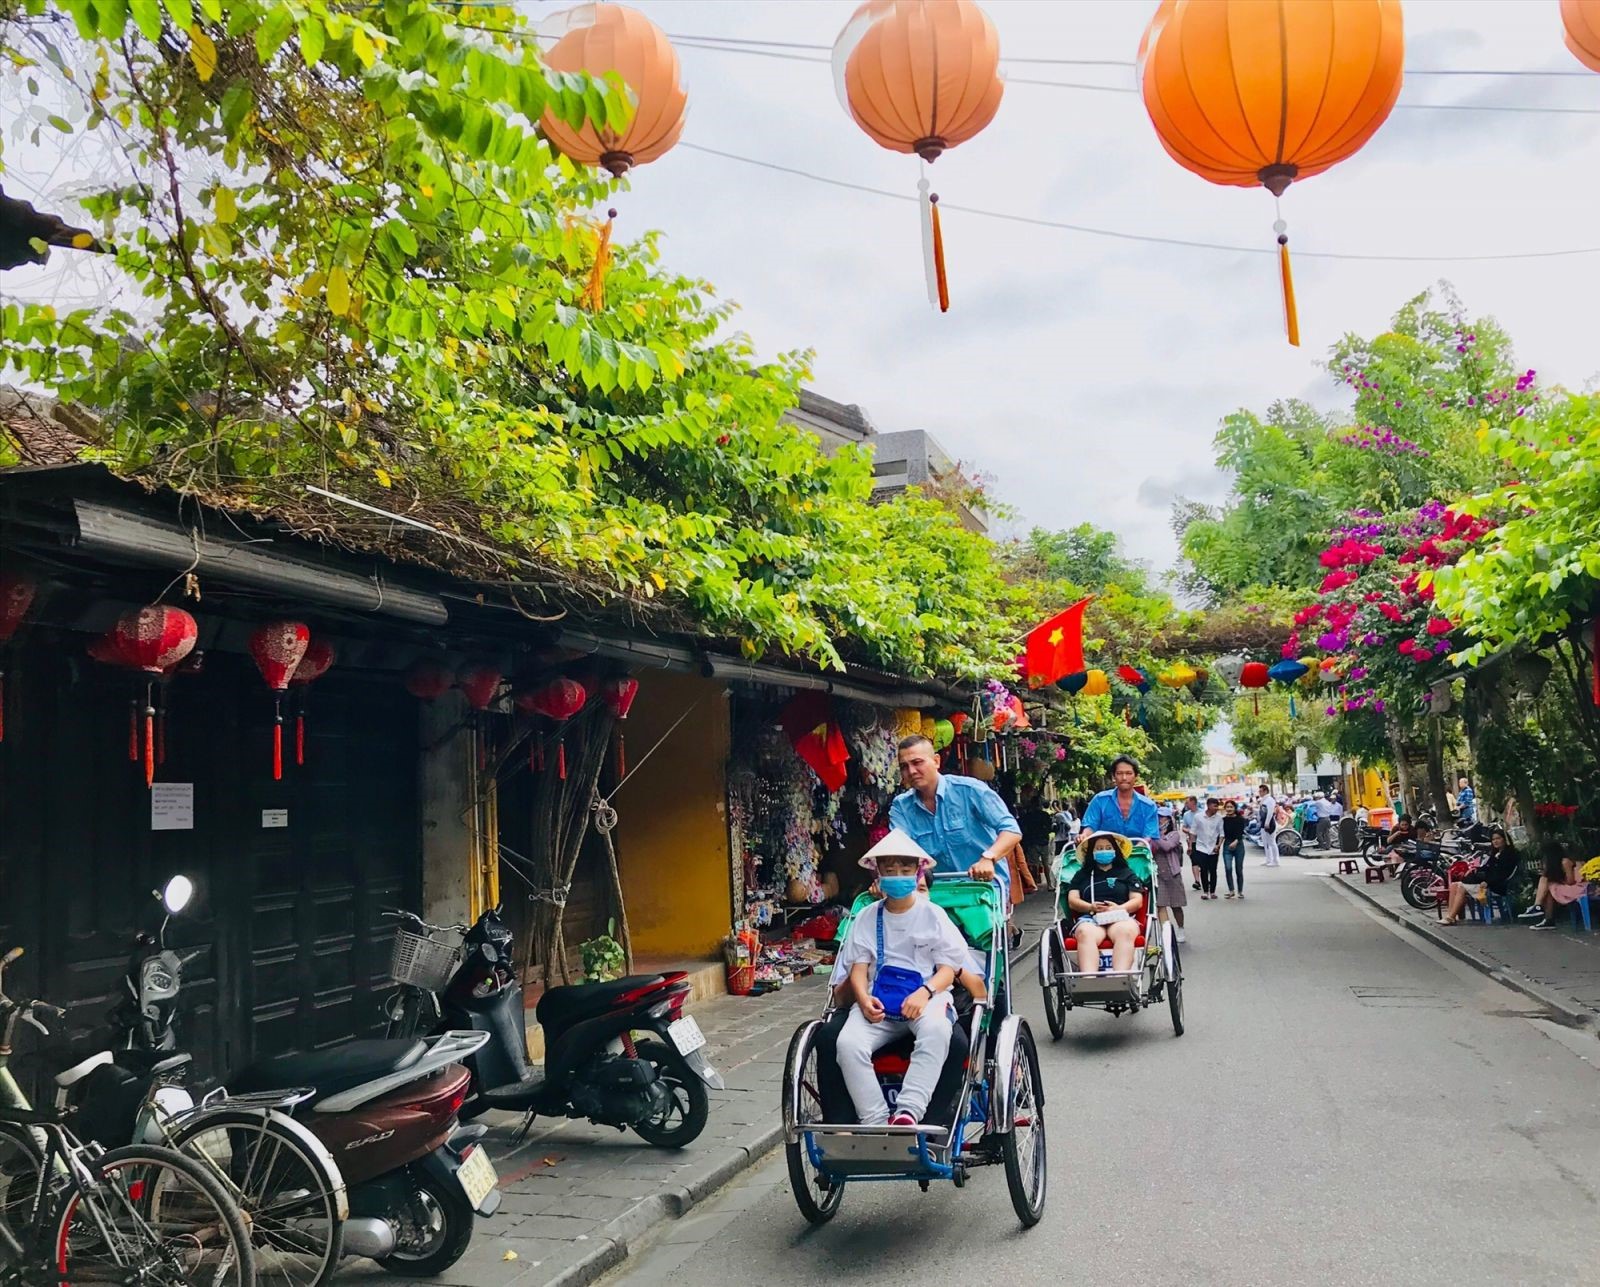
{"left": 0, "top": 947, "right": 67, "bottom": 1048}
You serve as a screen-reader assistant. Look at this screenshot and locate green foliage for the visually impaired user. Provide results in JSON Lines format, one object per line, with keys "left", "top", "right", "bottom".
{"left": 1431, "top": 395, "right": 1600, "bottom": 664}
{"left": 0, "top": 0, "right": 1023, "bottom": 678}
{"left": 578, "top": 919, "right": 624, "bottom": 984}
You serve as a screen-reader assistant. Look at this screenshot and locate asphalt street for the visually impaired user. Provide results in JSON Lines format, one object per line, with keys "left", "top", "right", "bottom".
{"left": 602, "top": 863, "right": 1600, "bottom": 1287}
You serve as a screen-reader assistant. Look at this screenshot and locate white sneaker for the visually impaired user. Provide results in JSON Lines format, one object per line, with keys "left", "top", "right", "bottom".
{"left": 1175, "top": 927, "right": 1187, "bottom": 944}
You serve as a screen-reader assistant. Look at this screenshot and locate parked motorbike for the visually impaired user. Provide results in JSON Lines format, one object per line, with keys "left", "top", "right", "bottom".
{"left": 58, "top": 876, "right": 500, "bottom": 1279}
{"left": 384, "top": 907, "right": 722, "bottom": 1148}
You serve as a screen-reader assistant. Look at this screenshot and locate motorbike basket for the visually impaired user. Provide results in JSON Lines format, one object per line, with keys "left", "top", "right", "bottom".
{"left": 389, "top": 928, "right": 461, "bottom": 991}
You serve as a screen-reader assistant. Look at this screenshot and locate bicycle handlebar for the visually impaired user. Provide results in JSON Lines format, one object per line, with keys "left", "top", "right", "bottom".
{"left": 381, "top": 908, "right": 468, "bottom": 935}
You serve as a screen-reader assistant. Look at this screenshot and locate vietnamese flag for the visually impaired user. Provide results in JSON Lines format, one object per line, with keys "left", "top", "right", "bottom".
{"left": 778, "top": 691, "right": 850, "bottom": 792}
{"left": 1023, "top": 597, "right": 1093, "bottom": 689}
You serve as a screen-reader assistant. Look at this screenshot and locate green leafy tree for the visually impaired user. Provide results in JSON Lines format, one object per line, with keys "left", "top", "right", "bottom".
{"left": 1227, "top": 692, "right": 1331, "bottom": 782}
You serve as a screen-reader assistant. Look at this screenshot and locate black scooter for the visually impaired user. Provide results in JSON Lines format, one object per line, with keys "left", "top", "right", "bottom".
{"left": 389, "top": 907, "right": 722, "bottom": 1147}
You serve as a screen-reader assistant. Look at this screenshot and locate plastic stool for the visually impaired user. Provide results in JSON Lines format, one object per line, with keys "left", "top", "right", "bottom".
{"left": 1337, "top": 859, "right": 1358, "bottom": 875}
{"left": 1364, "top": 866, "right": 1386, "bottom": 884}
{"left": 1571, "top": 897, "right": 1594, "bottom": 932}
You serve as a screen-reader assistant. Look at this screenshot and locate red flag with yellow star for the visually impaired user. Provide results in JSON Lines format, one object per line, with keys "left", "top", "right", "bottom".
{"left": 1023, "top": 597, "right": 1092, "bottom": 689}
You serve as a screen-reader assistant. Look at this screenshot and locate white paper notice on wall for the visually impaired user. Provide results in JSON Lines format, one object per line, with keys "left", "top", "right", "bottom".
{"left": 151, "top": 783, "right": 195, "bottom": 831}
{"left": 261, "top": 809, "right": 289, "bottom": 829}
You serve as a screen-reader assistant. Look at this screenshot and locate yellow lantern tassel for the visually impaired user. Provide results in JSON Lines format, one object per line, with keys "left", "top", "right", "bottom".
{"left": 929, "top": 193, "right": 949, "bottom": 313}
{"left": 581, "top": 207, "right": 616, "bottom": 312}
{"left": 1275, "top": 220, "right": 1300, "bottom": 347}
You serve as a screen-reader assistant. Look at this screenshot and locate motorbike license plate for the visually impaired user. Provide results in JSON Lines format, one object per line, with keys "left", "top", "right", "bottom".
{"left": 667, "top": 1016, "right": 707, "bottom": 1056}
{"left": 456, "top": 1145, "right": 498, "bottom": 1210}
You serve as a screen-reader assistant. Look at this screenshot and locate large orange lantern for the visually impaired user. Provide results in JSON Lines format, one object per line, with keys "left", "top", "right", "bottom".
{"left": 1139, "top": 0, "right": 1404, "bottom": 346}
{"left": 539, "top": 3, "right": 687, "bottom": 311}
{"left": 1564, "top": 0, "right": 1600, "bottom": 71}
{"left": 832, "top": 0, "right": 1004, "bottom": 312}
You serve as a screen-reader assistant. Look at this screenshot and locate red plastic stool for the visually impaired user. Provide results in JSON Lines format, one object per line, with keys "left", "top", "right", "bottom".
{"left": 1364, "top": 866, "right": 1386, "bottom": 883}
{"left": 1337, "top": 859, "right": 1358, "bottom": 875}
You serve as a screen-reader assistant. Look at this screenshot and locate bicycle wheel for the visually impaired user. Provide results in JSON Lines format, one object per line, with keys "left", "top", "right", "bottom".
{"left": 0, "top": 1119, "right": 44, "bottom": 1242}
{"left": 53, "top": 1142, "right": 255, "bottom": 1287}
{"left": 1041, "top": 932, "right": 1067, "bottom": 1041}
{"left": 1400, "top": 866, "right": 1444, "bottom": 911}
{"left": 1001, "top": 1022, "right": 1046, "bottom": 1229}
{"left": 166, "top": 1109, "right": 344, "bottom": 1287}
{"left": 781, "top": 1025, "right": 842, "bottom": 1225}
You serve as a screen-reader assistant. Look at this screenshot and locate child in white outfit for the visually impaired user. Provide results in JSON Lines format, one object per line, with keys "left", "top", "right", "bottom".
{"left": 834, "top": 829, "right": 972, "bottom": 1127}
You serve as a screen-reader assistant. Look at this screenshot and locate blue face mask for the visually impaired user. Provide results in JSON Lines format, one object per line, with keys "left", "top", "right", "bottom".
{"left": 878, "top": 874, "right": 918, "bottom": 899}
{"left": 1091, "top": 848, "right": 1116, "bottom": 866}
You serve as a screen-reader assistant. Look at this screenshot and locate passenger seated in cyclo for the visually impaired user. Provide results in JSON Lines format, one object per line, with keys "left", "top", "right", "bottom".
{"left": 1064, "top": 830, "right": 1147, "bottom": 975}
{"left": 825, "top": 829, "right": 977, "bottom": 1128}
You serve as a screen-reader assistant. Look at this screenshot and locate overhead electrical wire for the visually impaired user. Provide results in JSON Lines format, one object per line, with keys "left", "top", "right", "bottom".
{"left": 677, "top": 141, "right": 1600, "bottom": 264}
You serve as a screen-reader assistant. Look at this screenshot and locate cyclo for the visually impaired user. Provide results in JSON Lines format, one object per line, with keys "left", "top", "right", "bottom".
{"left": 1036, "top": 836, "right": 1186, "bottom": 1039}
{"left": 780, "top": 873, "right": 1047, "bottom": 1229}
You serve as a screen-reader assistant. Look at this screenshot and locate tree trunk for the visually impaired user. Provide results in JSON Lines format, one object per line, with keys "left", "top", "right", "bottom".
{"left": 1425, "top": 713, "right": 1451, "bottom": 820}
{"left": 1386, "top": 717, "right": 1412, "bottom": 812}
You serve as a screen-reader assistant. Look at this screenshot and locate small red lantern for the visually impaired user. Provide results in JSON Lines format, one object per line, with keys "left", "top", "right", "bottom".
{"left": 458, "top": 662, "right": 503, "bottom": 771}
{"left": 600, "top": 676, "right": 639, "bottom": 777}
{"left": 403, "top": 658, "right": 454, "bottom": 702}
{"left": 289, "top": 639, "right": 336, "bottom": 767}
{"left": 111, "top": 606, "right": 199, "bottom": 787}
{"left": 525, "top": 678, "right": 587, "bottom": 780}
{"left": 0, "top": 573, "right": 36, "bottom": 745}
{"left": 1240, "top": 660, "right": 1271, "bottom": 715}
{"left": 248, "top": 620, "right": 310, "bottom": 781}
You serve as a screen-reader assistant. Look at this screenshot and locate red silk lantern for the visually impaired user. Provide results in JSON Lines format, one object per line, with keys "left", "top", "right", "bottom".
{"left": 600, "top": 676, "right": 639, "bottom": 777}
{"left": 458, "top": 663, "right": 503, "bottom": 771}
{"left": 0, "top": 573, "right": 38, "bottom": 744}
{"left": 111, "top": 607, "right": 198, "bottom": 786}
{"left": 1240, "top": 660, "right": 1271, "bottom": 714}
{"left": 289, "top": 640, "right": 336, "bottom": 767}
{"left": 249, "top": 620, "right": 310, "bottom": 781}
{"left": 404, "top": 659, "right": 453, "bottom": 701}
{"left": 526, "top": 678, "right": 587, "bottom": 780}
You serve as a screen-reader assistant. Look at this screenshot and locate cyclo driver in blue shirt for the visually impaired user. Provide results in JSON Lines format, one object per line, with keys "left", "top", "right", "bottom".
{"left": 1080, "top": 754, "right": 1161, "bottom": 846}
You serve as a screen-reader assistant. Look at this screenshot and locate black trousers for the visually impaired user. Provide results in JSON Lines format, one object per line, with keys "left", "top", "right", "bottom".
{"left": 1193, "top": 849, "right": 1219, "bottom": 895}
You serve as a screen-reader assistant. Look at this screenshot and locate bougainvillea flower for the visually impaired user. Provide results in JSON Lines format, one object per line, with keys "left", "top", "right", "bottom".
{"left": 1397, "top": 639, "right": 1416, "bottom": 656}
{"left": 1319, "top": 570, "right": 1358, "bottom": 594}
{"left": 1378, "top": 603, "right": 1405, "bottom": 623}
{"left": 1425, "top": 618, "right": 1453, "bottom": 636}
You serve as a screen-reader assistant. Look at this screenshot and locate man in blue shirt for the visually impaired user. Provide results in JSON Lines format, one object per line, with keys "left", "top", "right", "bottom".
{"left": 1456, "top": 777, "right": 1477, "bottom": 825}
{"left": 888, "top": 736, "right": 1022, "bottom": 891}
{"left": 1081, "top": 756, "right": 1161, "bottom": 841}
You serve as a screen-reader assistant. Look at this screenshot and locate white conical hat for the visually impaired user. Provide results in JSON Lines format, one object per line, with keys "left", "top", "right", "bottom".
{"left": 858, "top": 828, "right": 936, "bottom": 871}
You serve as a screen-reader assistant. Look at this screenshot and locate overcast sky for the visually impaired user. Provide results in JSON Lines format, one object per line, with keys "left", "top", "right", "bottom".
{"left": 611, "top": 0, "right": 1600, "bottom": 572}
{"left": 6, "top": 0, "right": 1600, "bottom": 578}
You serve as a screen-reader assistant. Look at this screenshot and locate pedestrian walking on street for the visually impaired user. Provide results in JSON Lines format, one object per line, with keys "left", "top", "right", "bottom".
{"left": 1455, "top": 776, "right": 1477, "bottom": 825}
{"left": 1191, "top": 796, "right": 1224, "bottom": 899}
{"left": 1152, "top": 806, "right": 1188, "bottom": 942}
{"left": 1181, "top": 794, "right": 1202, "bottom": 889}
{"left": 1221, "top": 799, "right": 1247, "bottom": 898}
{"left": 1256, "top": 783, "right": 1281, "bottom": 868}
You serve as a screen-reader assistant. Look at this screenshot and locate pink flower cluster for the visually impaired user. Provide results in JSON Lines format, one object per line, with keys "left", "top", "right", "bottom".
{"left": 1320, "top": 539, "right": 1385, "bottom": 569}
{"left": 1337, "top": 427, "right": 1430, "bottom": 459}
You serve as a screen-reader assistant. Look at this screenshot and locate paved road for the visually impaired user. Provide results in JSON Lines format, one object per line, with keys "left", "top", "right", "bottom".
{"left": 602, "top": 865, "right": 1600, "bottom": 1287}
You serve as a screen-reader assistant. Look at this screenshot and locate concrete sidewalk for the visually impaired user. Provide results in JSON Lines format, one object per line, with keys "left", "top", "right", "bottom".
{"left": 1331, "top": 860, "right": 1600, "bottom": 1029}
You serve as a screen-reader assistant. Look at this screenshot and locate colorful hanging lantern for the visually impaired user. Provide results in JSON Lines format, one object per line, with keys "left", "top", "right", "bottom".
{"left": 403, "top": 658, "right": 454, "bottom": 702}
{"left": 0, "top": 572, "right": 37, "bottom": 745}
{"left": 1564, "top": 0, "right": 1600, "bottom": 71}
{"left": 833, "top": 0, "right": 1004, "bottom": 312}
{"left": 1056, "top": 671, "right": 1088, "bottom": 695}
{"left": 1213, "top": 654, "right": 1247, "bottom": 689}
{"left": 1191, "top": 666, "right": 1209, "bottom": 689}
{"left": 248, "top": 620, "right": 310, "bottom": 783}
{"left": 458, "top": 662, "right": 503, "bottom": 772}
{"left": 600, "top": 676, "right": 639, "bottom": 776}
{"left": 1139, "top": 0, "right": 1404, "bottom": 345}
{"left": 539, "top": 3, "right": 687, "bottom": 311}
{"left": 932, "top": 718, "right": 955, "bottom": 751}
{"left": 1157, "top": 663, "right": 1197, "bottom": 689}
{"left": 112, "top": 606, "right": 199, "bottom": 787}
{"left": 1240, "top": 660, "right": 1270, "bottom": 714}
{"left": 1117, "top": 664, "right": 1151, "bottom": 694}
{"left": 1082, "top": 668, "right": 1110, "bottom": 697}
{"left": 525, "top": 677, "right": 587, "bottom": 780}
{"left": 288, "top": 639, "right": 336, "bottom": 768}
{"left": 1268, "top": 658, "right": 1309, "bottom": 715}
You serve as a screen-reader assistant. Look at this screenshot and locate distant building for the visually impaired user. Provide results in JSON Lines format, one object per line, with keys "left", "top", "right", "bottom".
{"left": 784, "top": 388, "right": 988, "bottom": 535}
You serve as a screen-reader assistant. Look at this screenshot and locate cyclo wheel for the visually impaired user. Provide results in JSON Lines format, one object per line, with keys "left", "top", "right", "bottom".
{"left": 1040, "top": 930, "right": 1067, "bottom": 1041}
{"left": 1167, "top": 935, "right": 1185, "bottom": 1037}
{"left": 782, "top": 1025, "right": 842, "bottom": 1225}
{"left": 165, "top": 1108, "right": 344, "bottom": 1287}
{"left": 1001, "top": 1022, "right": 1046, "bottom": 1229}
{"left": 54, "top": 1142, "right": 256, "bottom": 1287}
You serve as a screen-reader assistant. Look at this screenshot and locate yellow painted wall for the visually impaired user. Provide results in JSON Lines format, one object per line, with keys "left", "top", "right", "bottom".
{"left": 612, "top": 670, "right": 732, "bottom": 961}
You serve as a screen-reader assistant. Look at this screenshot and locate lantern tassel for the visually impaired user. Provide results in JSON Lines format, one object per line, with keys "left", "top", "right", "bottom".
{"left": 1276, "top": 222, "right": 1300, "bottom": 347}
{"left": 557, "top": 737, "right": 567, "bottom": 781}
{"left": 144, "top": 685, "right": 155, "bottom": 789}
{"left": 272, "top": 695, "right": 283, "bottom": 782}
{"left": 929, "top": 194, "right": 949, "bottom": 313}
{"left": 1289, "top": 692, "right": 1298, "bottom": 719}
{"left": 296, "top": 712, "right": 306, "bottom": 767}
{"left": 581, "top": 208, "right": 616, "bottom": 312}
{"left": 918, "top": 178, "right": 951, "bottom": 313}
{"left": 1253, "top": 693, "right": 1261, "bottom": 716}
{"left": 616, "top": 731, "right": 626, "bottom": 780}
{"left": 129, "top": 697, "right": 140, "bottom": 762}
{"left": 156, "top": 690, "right": 167, "bottom": 766}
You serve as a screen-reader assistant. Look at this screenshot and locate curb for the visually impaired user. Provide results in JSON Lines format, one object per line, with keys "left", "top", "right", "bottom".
{"left": 1334, "top": 875, "right": 1597, "bottom": 1032}
{"left": 541, "top": 1121, "right": 784, "bottom": 1287}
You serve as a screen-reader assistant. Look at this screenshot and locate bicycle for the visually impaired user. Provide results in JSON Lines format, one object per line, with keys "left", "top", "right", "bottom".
{"left": 379, "top": 911, "right": 466, "bottom": 1039}
{"left": 0, "top": 952, "right": 255, "bottom": 1287}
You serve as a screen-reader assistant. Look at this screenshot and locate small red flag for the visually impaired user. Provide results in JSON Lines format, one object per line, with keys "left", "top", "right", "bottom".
{"left": 778, "top": 692, "right": 850, "bottom": 792}
{"left": 1023, "top": 597, "right": 1092, "bottom": 689}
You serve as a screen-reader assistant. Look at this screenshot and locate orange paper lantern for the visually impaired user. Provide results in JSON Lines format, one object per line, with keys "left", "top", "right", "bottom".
{"left": 1139, "top": 0, "right": 1404, "bottom": 345}
{"left": 833, "top": 0, "right": 1004, "bottom": 313}
{"left": 1564, "top": 0, "right": 1600, "bottom": 71}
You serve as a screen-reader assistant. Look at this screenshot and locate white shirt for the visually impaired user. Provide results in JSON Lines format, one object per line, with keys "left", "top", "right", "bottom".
{"left": 1192, "top": 811, "right": 1225, "bottom": 854}
{"left": 832, "top": 897, "right": 972, "bottom": 987}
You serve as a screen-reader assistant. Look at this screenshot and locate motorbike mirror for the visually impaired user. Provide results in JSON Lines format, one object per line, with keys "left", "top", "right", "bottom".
{"left": 161, "top": 875, "right": 195, "bottom": 915}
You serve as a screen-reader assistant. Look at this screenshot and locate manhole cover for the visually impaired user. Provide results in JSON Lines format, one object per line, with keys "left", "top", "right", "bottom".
{"left": 1349, "top": 985, "right": 1455, "bottom": 1008}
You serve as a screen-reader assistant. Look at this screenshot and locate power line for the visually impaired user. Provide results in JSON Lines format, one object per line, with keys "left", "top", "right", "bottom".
{"left": 676, "top": 141, "right": 1600, "bottom": 264}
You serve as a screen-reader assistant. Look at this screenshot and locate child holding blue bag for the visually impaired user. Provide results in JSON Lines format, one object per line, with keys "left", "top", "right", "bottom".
{"left": 835, "top": 829, "right": 973, "bottom": 1127}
